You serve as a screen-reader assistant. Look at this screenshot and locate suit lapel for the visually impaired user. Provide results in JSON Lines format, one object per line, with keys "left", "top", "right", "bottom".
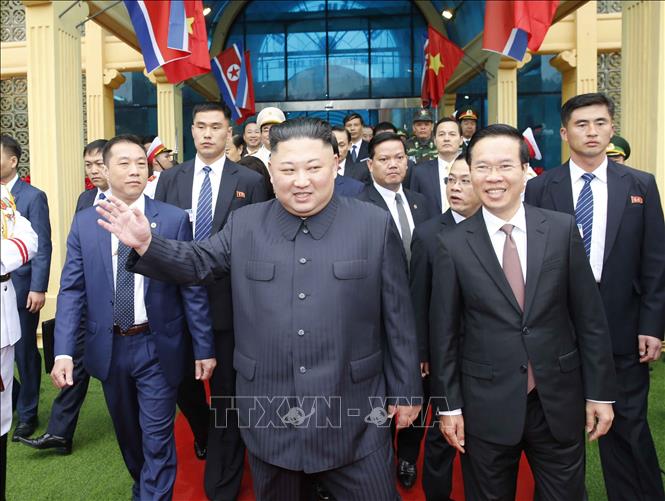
{"left": 142, "top": 197, "right": 160, "bottom": 294}
{"left": 466, "top": 212, "right": 522, "bottom": 315}
{"left": 178, "top": 160, "right": 194, "bottom": 209}
{"left": 96, "top": 218, "right": 114, "bottom": 290}
{"left": 10, "top": 178, "right": 24, "bottom": 200}
{"left": 368, "top": 186, "right": 389, "bottom": 212}
{"left": 442, "top": 209, "right": 455, "bottom": 226}
{"left": 428, "top": 161, "right": 442, "bottom": 211}
{"left": 549, "top": 164, "right": 575, "bottom": 215}
{"left": 604, "top": 162, "right": 629, "bottom": 264}
{"left": 212, "top": 161, "right": 239, "bottom": 233}
{"left": 405, "top": 190, "right": 424, "bottom": 224}
{"left": 523, "top": 206, "right": 548, "bottom": 319}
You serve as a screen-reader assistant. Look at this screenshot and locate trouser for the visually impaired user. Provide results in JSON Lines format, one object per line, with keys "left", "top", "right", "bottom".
{"left": 13, "top": 307, "right": 41, "bottom": 422}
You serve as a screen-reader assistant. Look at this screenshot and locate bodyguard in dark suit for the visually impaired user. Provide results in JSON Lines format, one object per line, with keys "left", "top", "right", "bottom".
{"left": 331, "top": 126, "right": 371, "bottom": 185}
{"left": 330, "top": 132, "right": 365, "bottom": 198}
{"left": 525, "top": 93, "right": 665, "bottom": 501}
{"left": 410, "top": 118, "right": 464, "bottom": 214}
{"left": 409, "top": 157, "right": 481, "bottom": 499}
{"left": 18, "top": 139, "right": 108, "bottom": 453}
{"left": 155, "top": 102, "right": 268, "bottom": 500}
{"left": 0, "top": 134, "right": 52, "bottom": 440}
{"left": 51, "top": 136, "right": 215, "bottom": 501}
{"left": 343, "top": 113, "right": 370, "bottom": 163}
{"left": 98, "top": 118, "right": 423, "bottom": 501}
{"left": 431, "top": 125, "right": 617, "bottom": 500}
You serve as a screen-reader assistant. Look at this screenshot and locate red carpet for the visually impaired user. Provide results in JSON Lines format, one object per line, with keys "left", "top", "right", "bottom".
{"left": 173, "top": 407, "right": 535, "bottom": 500}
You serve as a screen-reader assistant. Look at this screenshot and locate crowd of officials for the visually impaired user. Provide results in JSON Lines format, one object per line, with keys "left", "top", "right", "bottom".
{"left": 0, "top": 91, "right": 663, "bottom": 501}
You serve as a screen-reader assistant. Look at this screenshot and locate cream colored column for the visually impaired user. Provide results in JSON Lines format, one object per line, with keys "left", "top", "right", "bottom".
{"left": 84, "top": 21, "right": 125, "bottom": 141}
{"left": 485, "top": 53, "right": 531, "bottom": 127}
{"left": 24, "top": 0, "right": 88, "bottom": 321}
{"left": 550, "top": 50, "right": 577, "bottom": 160}
{"left": 145, "top": 69, "right": 184, "bottom": 155}
{"left": 573, "top": 2, "right": 598, "bottom": 94}
{"left": 442, "top": 94, "right": 457, "bottom": 118}
{"left": 622, "top": 0, "right": 665, "bottom": 205}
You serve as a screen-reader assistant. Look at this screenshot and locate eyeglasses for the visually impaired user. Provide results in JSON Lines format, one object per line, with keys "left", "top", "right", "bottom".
{"left": 445, "top": 176, "right": 472, "bottom": 186}
{"left": 472, "top": 164, "right": 521, "bottom": 174}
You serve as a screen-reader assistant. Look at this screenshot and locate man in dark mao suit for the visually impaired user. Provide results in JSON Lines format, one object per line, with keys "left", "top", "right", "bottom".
{"left": 525, "top": 93, "right": 665, "bottom": 501}
{"left": 98, "top": 118, "right": 423, "bottom": 501}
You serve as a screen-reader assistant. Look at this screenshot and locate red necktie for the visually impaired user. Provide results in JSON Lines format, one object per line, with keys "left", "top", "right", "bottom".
{"left": 500, "top": 224, "right": 535, "bottom": 393}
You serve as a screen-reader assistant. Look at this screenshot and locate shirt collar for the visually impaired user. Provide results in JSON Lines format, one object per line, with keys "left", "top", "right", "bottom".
{"left": 482, "top": 204, "right": 526, "bottom": 236}
{"left": 106, "top": 191, "right": 145, "bottom": 213}
{"left": 4, "top": 173, "right": 19, "bottom": 192}
{"left": 373, "top": 181, "right": 406, "bottom": 204}
{"left": 275, "top": 195, "right": 338, "bottom": 241}
{"left": 338, "top": 158, "right": 346, "bottom": 170}
{"left": 569, "top": 156, "right": 608, "bottom": 184}
{"left": 195, "top": 154, "right": 226, "bottom": 175}
{"left": 451, "top": 210, "right": 466, "bottom": 223}
{"left": 351, "top": 138, "right": 363, "bottom": 150}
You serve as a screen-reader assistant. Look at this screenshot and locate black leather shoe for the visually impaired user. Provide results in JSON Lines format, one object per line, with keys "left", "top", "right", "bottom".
{"left": 397, "top": 458, "right": 417, "bottom": 488}
{"left": 16, "top": 433, "right": 72, "bottom": 454}
{"left": 314, "top": 482, "right": 335, "bottom": 500}
{"left": 11, "top": 420, "right": 38, "bottom": 442}
{"left": 193, "top": 440, "right": 207, "bottom": 460}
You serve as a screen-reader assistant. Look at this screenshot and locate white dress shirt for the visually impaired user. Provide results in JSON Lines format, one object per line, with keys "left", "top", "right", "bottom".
{"left": 143, "top": 171, "right": 161, "bottom": 199}
{"left": 338, "top": 158, "right": 347, "bottom": 177}
{"left": 451, "top": 210, "right": 466, "bottom": 224}
{"left": 569, "top": 158, "right": 608, "bottom": 282}
{"left": 373, "top": 182, "right": 415, "bottom": 238}
{"left": 438, "top": 157, "right": 453, "bottom": 213}
{"left": 350, "top": 138, "right": 364, "bottom": 161}
{"left": 192, "top": 154, "right": 225, "bottom": 236}
{"left": 93, "top": 188, "right": 108, "bottom": 206}
{"left": 4, "top": 173, "right": 19, "bottom": 193}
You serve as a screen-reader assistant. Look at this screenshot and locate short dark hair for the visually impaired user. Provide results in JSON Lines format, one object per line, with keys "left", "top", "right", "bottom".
{"left": 561, "top": 93, "right": 615, "bottom": 126}
{"left": 434, "top": 117, "right": 462, "bottom": 136}
{"left": 329, "top": 133, "right": 340, "bottom": 156}
{"left": 269, "top": 117, "right": 333, "bottom": 153}
{"left": 373, "top": 121, "right": 397, "bottom": 135}
{"left": 331, "top": 125, "right": 351, "bottom": 142}
{"left": 0, "top": 134, "right": 22, "bottom": 164}
{"left": 231, "top": 134, "right": 245, "bottom": 149}
{"left": 238, "top": 155, "right": 274, "bottom": 199}
{"left": 343, "top": 113, "right": 364, "bottom": 126}
{"left": 465, "top": 124, "right": 529, "bottom": 165}
{"left": 368, "top": 132, "right": 406, "bottom": 159}
{"left": 102, "top": 134, "right": 146, "bottom": 165}
{"left": 192, "top": 101, "right": 232, "bottom": 122}
{"left": 83, "top": 139, "right": 108, "bottom": 157}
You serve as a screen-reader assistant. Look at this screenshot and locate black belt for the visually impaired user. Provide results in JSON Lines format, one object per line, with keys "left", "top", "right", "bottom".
{"left": 0, "top": 274, "right": 10, "bottom": 283}
{"left": 113, "top": 323, "right": 150, "bottom": 337}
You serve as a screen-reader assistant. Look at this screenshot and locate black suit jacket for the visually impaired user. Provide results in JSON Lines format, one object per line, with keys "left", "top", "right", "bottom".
{"left": 129, "top": 196, "right": 422, "bottom": 472}
{"left": 409, "top": 159, "right": 444, "bottom": 213}
{"left": 409, "top": 209, "right": 456, "bottom": 362}
{"left": 524, "top": 160, "right": 665, "bottom": 353}
{"left": 75, "top": 188, "right": 97, "bottom": 213}
{"left": 356, "top": 185, "right": 434, "bottom": 228}
{"left": 346, "top": 140, "right": 369, "bottom": 164}
{"left": 342, "top": 160, "right": 371, "bottom": 185}
{"left": 430, "top": 206, "right": 616, "bottom": 445}
{"left": 155, "top": 158, "right": 268, "bottom": 330}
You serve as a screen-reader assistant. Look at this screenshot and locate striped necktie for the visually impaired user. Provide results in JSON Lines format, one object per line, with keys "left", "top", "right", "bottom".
{"left": 195, "top": 166, "right": 213, "bottom": 240}
{"left": 575, "top": 173, "right": 595, "bottom": 257}
{"left": 351, "top": 144, "right": 358, "bottom": 162}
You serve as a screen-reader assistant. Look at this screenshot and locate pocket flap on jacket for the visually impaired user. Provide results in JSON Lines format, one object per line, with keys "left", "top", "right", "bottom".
{"left": 233, "top": 350, "right": 257, "bottom": 381}
{"left": 245, "top": 261, "right": 275, "bottom": 281}
{"left": 559, "top": 349, "right": 581, "bottom": 373}
{"left": 461, "top": 359, "right": 493, "bottom": 380}
{"left": 350, "top": 350, "right": 383, "bottom": 383}
{"left": 333, "top": 259, "right": 368, "bottom": 280}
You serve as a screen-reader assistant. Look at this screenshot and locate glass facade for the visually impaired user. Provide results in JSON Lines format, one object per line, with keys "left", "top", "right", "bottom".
{"left": 225, "top": 0, "right": 427, "bottom": 102}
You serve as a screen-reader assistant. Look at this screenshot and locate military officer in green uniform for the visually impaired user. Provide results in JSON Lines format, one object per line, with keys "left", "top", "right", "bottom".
{"left": 406, "top": 109, "right": 438, "bottom": 163}
{"left": 606, "top": 135, "right": 631, "bottom": 164}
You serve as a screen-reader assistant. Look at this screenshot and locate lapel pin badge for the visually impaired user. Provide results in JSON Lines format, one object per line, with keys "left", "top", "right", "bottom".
{"left": 630, "top": 195, "right": 644, "bottom": 204}
{"left": 413, "top": 204, "right": 418, "bottom": 209}
{"left": 236, "top": 191, "right": 246, "bottom": 199}
{"left": 150, "top": 222, "right": 157, "bottom": 229}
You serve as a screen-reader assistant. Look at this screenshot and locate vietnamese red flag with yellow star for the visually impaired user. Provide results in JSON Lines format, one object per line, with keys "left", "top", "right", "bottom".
{"left": 161, "top": 0, "right": 210, "bottom": 83}
{"left": 421, "top": 26, "right": 465, "bottom": 106}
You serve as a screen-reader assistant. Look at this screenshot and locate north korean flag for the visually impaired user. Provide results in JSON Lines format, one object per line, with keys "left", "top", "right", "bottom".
{"left": 211, "top": 44, "right": 256, "bottom": 124}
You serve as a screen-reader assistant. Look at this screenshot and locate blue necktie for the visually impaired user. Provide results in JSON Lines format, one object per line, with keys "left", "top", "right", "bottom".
{"left": 195, "top": 166, "right": 213, "bottom": 240}
{"left": 575, "top": 173, "right": 595, "bottom": 257}
{"left": 114, "top": 241, "right": 135, "bottom": 330}
{"left": 351, "top": 145, "right": 358, "bottom": 162}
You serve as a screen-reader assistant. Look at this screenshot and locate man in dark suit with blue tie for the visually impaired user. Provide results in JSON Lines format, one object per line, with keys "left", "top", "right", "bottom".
{"left": 50, "top": 135, "right": 216, "bottom": 501}
{"left": 98, "top": 118, "right": 423, "bottom": 501}
{"left": 525, "top": 93, "right": 665, "bottom": 501}
{"left": 330, "top": 133, "right": 364, "bottom": 197}
{"left": 343, "top": 113, "right": 370, "bottom": 164}
{"left": 75, "top": 139, "right": 110, "bottom": 211}
{"left": 331, "top": 126, "right": 371, "bottom": 185}
{"left": 155, "top": 102, "right": 268, "bottom": 500}
{"left": 0, "top": 134, "right": 52, "bottom": 441}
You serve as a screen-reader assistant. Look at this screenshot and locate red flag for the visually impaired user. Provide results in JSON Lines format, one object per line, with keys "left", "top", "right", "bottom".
{"left": 161, "top": 0, "right": 211, "bottom": 83}
{"left": 421, "top": 27, "right": 465, "bottom": 107}
{"left": 483, "top": 1, "right": 559, "bottom": 61}
{"left": 211, "top": 45, "right": 256, "bottom": 124}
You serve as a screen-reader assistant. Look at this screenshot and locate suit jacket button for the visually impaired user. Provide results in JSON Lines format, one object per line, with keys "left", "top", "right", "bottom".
{"left": 299, "top": 257, "right": 307, "bottom": 264}
{"left": 522, "top": 327, "right": 529, "bottom": 335}
{"left": 299, "top": 366, "right": 306, "bottom": 374}
{"left": 520, "top": 364, "right": 528, "bottom": 373}
{"left": 297, "top": 329, "right": 305, "bottom": 336}
{"left": 298, "top": 292, "right": 306, "bottom": 300}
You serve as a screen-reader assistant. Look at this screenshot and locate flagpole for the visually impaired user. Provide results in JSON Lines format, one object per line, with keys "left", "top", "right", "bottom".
{"left": 75, "top": 0, "right": 123, "bottom": 29}
{"left": 458, "top": 54, "right": 495, "bottom": 80}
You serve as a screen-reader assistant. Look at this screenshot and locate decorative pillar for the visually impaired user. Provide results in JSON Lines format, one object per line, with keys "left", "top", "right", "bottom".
{"left": 621, "top": 0, "right": 665, "bottom": 204}
{"left": 144, "top": 68, "right": 183, "bottom": 155}
{"left": 442, "top": 94, "right": 456, "bottom": 118}
{"left": 485, "top": 52, "right": 531, "bottom": 127}
{"left": 550, "top": 50, "right": 577, "bottom": 160}
{"left": 24, "top": 0, "right": 88, "bottom": 320}
{"left": 84, "top": 21, "right": 125, "bottom": 141}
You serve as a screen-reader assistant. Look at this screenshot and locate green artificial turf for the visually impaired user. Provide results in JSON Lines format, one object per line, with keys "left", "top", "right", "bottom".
{"left": 6, "top": 359, "right": 665, "bottom": 500}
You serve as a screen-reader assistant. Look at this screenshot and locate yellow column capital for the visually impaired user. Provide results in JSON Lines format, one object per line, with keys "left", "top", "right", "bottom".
{"left": 103, "top": 68, "right": 126, "bottom": 89}
{"left": 485, "top": 54, "right": 519, "bottom": 127}
{"left": 550, "top": 50, "right": 577, "bottom": 73}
